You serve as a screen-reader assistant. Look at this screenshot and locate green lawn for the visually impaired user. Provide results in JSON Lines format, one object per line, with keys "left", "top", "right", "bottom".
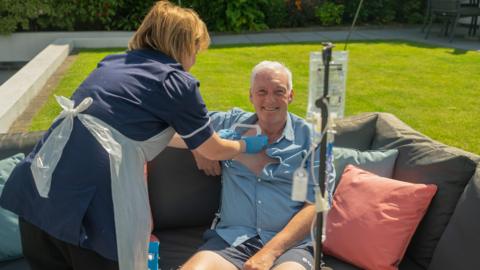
{"left": 29, "top": 42, "right": 480, "bottom": 154}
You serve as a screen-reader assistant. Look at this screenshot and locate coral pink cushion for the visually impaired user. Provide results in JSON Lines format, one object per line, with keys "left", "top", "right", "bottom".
{"left": 324, "top": 165, "right": 437, "bottom": 270}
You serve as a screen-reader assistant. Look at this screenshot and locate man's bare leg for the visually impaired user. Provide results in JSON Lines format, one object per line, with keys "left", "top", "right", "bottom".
{"left": 272, "top": 261, "right": 307, "bottom": 270}
{"left": 180, "top": 250, "right": 238, "bottom": 270}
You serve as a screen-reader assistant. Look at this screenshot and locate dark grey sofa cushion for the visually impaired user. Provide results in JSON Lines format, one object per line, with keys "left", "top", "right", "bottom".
{"left": 370, "top": 113, "right": 479, "bottom": 268}
{"left": 427, "top": 167, "right": 480, "bottom": 270}
{"left": 148, "top": 147, "right": 221, "bottom": 230}
{"left": 0, "top": 259, "right": 30, "bottom": 270}
{"left": 153, "top": 226, "right": 207, "bottom": 270}
{"left": 334, "top": 113, "right": 377, "bottom": 151}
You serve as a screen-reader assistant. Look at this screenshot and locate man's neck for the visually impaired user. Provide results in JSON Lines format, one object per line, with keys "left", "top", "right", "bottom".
{"left": 258, "top": 120, "right": 286, "bottom": 144}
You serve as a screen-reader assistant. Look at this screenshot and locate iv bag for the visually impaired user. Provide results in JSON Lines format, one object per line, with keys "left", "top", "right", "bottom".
{"left": 307, "top": 51, "right": 348, "bottom": 120}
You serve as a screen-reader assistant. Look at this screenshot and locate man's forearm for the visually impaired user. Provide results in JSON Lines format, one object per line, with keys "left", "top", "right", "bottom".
{"left": 261, "top": 203, "right": 316, "bottom": 257}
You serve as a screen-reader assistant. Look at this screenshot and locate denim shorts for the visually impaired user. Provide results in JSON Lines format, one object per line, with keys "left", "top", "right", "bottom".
{"left": 198, "top": 230, "right": 314, "bottom": 270}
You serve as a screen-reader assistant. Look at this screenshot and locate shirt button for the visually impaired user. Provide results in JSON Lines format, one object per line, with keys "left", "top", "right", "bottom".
{"left": 257, "top": 178, "right": 261, "bottom": 182}
{"left": 257, "top": 228, "right": 262, "bottom": 233}
{"left": 257, "top": 200, "right": 262, "bottom": 204}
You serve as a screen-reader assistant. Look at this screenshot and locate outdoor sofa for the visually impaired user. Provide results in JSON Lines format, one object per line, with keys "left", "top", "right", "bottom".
{"left": 0, "top": 112, "right": 479, "bottom": 270}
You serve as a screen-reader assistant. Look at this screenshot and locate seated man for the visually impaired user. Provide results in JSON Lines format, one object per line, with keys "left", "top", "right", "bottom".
{"left": 170, "top": 61, "right": 317, "bottom": 270}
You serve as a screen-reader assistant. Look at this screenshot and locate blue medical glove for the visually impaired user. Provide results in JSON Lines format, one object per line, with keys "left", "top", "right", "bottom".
{"left": 242, "top": 135, "right": 268, "bottom": 154}
{"left": 218, "top": 129, "right": 241, "bottom": 140}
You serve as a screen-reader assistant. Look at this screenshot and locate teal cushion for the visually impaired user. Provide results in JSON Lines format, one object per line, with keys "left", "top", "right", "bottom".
{"left": 0, "top": 153, "right": 25, "bottom": 261}
{"left": 333, "top": 147, "right": 398, "bottom": 185}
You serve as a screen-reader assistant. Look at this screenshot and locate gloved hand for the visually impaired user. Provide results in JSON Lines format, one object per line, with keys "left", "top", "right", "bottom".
{"left": 218, "top": 129, "right": 241, "bottom": 140}
{"left": 242, "top": 135, "right": 268, "bottom": 154}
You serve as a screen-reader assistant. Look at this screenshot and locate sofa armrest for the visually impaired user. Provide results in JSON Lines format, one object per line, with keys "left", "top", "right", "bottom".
{"left": 0, "top": 132, "right": 44, "bottom": 160}
{"left": 428, "top": 165, "right": 480, "bottom": 270}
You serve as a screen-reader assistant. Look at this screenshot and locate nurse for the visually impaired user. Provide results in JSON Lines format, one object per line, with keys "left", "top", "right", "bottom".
{"left": 0, "top": 2, "right": 267, "bottom": 270}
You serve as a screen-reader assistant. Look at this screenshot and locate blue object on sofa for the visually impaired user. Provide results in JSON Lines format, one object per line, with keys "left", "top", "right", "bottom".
{"left": 0, "top": 153, "right": 25, "bottom": 262}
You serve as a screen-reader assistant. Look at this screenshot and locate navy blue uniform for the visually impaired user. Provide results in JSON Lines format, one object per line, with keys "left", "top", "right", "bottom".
{"left": 0, "top": 49, "right": 213, "bottom": 261}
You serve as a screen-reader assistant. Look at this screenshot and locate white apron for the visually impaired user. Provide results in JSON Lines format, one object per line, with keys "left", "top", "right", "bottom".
{"left": 31, "top": 96, "right": 174, "bottom": 270}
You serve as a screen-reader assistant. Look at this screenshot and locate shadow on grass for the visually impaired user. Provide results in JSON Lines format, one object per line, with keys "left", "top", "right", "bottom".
{"left": 208, "top": 39, "right": 471, "bottom": 56}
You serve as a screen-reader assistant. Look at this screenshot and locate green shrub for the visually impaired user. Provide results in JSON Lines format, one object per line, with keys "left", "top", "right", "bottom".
{"left": 185, "top": 0, "right": 268, "bottom": 32}
{"left": 315, "top": 1, "right": 344, "bottom": 26}
{"left": 0, "top": 0, "right": 424, "bottom": 35}
{"left": 0, "top": 0, "right": 51, "bottom": 34}
{"left": 263, "top": 0, "right": 289, "bottom": 28}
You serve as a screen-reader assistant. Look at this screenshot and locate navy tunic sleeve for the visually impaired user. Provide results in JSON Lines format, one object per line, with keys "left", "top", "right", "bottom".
{"left": 155, "top": 71, "right": 213, "bottom": 149}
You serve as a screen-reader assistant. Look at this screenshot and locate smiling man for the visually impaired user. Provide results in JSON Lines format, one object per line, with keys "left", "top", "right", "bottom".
{"left": 175, "top": 61, "right": 317, "bottom": 270}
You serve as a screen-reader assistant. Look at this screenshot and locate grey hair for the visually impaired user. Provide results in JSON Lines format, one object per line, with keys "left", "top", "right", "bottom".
{"left": 250, "top": 61, "right": 293, "bottom": 91}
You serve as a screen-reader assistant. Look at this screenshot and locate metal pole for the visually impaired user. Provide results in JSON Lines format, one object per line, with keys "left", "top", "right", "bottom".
{"left": 314, "top": 42, "right": 334, "bottom": 270}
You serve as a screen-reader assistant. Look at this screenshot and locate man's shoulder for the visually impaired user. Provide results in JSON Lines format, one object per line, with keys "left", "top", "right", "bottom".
{"left": 288, "top": 112, "right": 311, "bottom": 130}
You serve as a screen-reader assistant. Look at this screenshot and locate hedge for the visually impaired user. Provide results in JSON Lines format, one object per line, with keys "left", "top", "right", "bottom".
{"left": 0, "top": 0, "right": 425, "bottom": 35}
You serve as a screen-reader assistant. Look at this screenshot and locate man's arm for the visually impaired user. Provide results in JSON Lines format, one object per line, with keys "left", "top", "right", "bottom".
{"left": 243, "top": 203, "right": 316, "bottom": 270}
{"left": 168, "top": 133, "right": 188, "bottom": 149}
{"left": 169, "top": 133, "right": 223, "bottom": 176}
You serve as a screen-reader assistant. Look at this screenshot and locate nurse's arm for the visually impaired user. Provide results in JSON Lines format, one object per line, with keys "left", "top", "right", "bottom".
{"left": 168, "top": 133, "right": 246, "bottom": 160}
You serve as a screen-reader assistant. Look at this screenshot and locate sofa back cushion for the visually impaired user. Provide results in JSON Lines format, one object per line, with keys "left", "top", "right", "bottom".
{"left": 371, "top": 113, "right": 479, "bottom": 268}
{"left": 334, "top": 113, "right": 377, "bottom": 151}
{"left": 148, "top": 147, "right": 221, "bottom": 230}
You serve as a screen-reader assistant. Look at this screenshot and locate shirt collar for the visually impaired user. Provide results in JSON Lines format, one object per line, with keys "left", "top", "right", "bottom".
{"left": 240, "top": 112, "right": 294, "bottom": 143}
{"left": 128, "top": 48, "right": 184, "bottom": 71}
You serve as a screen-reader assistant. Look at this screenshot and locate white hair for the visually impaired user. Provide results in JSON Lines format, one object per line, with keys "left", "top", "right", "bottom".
{"left": 250, "top": 61, "right": 293, "bottom": 91}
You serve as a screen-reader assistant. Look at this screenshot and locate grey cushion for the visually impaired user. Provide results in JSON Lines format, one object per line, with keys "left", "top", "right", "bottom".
{"left": 427, "top": 167, "right": 480, "bottom": 270}
{"left": 333, "top": 147, "right": 398, "bottom": 185}
{"left": 148, "top": 147, "right": 221, "bottom": 230}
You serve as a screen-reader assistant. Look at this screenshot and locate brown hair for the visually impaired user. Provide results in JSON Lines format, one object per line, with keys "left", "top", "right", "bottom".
{"left": 128, "top": 1, "right": 210, "bottom": 67}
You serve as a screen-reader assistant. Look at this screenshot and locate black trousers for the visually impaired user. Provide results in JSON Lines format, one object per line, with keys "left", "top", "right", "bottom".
{"left": 19, "top": 218, "right": 119, "bottom": 270}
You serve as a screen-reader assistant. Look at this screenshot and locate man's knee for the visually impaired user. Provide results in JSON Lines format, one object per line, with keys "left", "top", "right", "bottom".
{"left": 272, "top": 261, "right": 307, "bottom": 270}
{"left": 179, "top": 251, "right": 236, "bottom": 270}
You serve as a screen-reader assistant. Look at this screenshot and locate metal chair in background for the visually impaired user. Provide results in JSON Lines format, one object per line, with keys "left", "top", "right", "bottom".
{"left": 424, "top": 0, "right": 480, "bottom": 42}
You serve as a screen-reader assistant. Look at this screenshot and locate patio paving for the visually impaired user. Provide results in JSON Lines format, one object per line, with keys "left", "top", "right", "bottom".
{"left": 210, "top": 26, "right": 480, "bottom": 51}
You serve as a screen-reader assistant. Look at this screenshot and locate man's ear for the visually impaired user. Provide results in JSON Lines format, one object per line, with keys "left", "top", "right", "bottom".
{"left": 288, "top": 89, "right": 294, "bottom": 103}
{"left": 249, "top": 88, "right": 253, "bottom": 103}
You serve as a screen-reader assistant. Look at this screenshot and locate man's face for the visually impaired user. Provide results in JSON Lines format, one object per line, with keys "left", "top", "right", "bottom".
{"left": 250, "top": 69, "right": 293, "bottom": 126}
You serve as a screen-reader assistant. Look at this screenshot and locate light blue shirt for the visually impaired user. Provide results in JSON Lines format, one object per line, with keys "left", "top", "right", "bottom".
{"left": 209, "top": 108, "right": 316, "bottom": 247}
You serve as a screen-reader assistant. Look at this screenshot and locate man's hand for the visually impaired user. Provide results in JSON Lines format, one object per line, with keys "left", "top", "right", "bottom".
{"left": 192, "top": 151, "right": 222, "bottom": 176}
{"left": 243, "top": 249, "right": 277, "bottom": 270}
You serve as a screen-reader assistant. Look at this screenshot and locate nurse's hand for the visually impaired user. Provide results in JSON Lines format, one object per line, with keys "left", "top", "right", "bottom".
{"left": 242, "top": 135, "right": 268, "bottom": 154}
{"left": 192, "top": 151, "right": 222, "bottom": 176}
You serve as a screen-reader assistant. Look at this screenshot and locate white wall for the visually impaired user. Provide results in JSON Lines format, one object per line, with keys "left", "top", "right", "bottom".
{"left": 0, "top": 32, "right": 133, "bottom": 62}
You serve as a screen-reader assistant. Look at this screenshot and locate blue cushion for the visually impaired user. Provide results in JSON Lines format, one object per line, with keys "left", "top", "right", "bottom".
{"left": 333, "top": 147, "right": 398, "bottom": 185}
{"left": 0, "top": 153, "right": 25, "bottom": 261}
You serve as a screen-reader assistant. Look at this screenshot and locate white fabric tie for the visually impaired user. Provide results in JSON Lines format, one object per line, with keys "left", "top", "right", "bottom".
{"left": 30, "top": 96, "right": 92, "bottom": 198}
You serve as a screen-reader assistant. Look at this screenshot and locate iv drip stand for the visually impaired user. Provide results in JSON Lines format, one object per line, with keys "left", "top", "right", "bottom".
{"left": 314, "top": 42, "right": 334, "bottom": 270}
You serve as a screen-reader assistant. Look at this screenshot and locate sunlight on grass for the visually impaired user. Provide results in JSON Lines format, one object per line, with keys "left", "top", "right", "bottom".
{"left": 29, "top": 42, "right": 480, "bottom": 154}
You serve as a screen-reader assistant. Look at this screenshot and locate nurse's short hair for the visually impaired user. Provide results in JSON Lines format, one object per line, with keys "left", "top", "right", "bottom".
{"left": 128, "top": 1, "right": 210, "bottom": 67}
{"left": 250, "top": 61, "right": 293, "bottom": 92}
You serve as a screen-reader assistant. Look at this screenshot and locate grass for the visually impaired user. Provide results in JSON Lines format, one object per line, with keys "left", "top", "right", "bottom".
{"left": 29, "top": 42, "right": 480, "bottom": 154}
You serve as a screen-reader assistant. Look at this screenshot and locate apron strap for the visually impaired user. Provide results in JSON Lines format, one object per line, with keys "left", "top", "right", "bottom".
{"left": 30, "top": 96, "right": 92, "bottom": 198}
